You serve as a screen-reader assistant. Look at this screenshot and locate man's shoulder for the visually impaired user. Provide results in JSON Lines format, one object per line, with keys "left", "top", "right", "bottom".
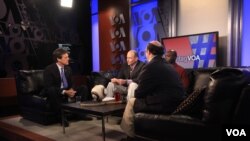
{"left": 173, "top": 63, "right": 186, "bottom": 73}
{"left": 45, "top": 63, "right": 56, "bottom": 70}
{"left": 136, "top": 60, "right": 146, "bottom": 67}
{"left": 120, "top": 63, "right": 129, "bottom": 70}
{"left": 137, "top": 60, "right": 145, "bottom": 65}
{"left": 174, "top": 63, "right": 185, "bottom": 70}
{"left": 64, "top": 65, "right": 72, "bottom": 72}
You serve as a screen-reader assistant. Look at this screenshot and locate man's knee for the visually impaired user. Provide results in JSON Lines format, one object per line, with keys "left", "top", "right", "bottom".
{"left": 107, "top": 82, "right": 115, "bottom": 89}
{"left": 105, "top": 82, "right": 116, "bottom": 97}
{"left": 128, "top": 82, "right": 138, "bottom": 89}
{"left": 91, "top": 85, "right": 105, "bottom": 101}
{"left": 127, "top": 83, "right": 138, "bottom": 100}
{"left": 128, "top": 98, "right": 136, "bottom": 106}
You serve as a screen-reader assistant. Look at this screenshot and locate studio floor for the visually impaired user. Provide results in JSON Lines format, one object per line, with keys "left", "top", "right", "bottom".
{"left": 0, "top": 115, "right": 125, "bottom": 141}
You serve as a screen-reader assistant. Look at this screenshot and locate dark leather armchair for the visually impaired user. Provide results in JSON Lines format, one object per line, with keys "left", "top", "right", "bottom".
{"left": 86, "top": 71, "right": 117, "bottom": 89}
{"left": 15, "top": 70, "right": 57, "bottom": 125}
{"left": 134, "top": 67, "right": 250, "bottom": 141}
{"left": 15, "top": 70, "right": 88, "bottom": 125}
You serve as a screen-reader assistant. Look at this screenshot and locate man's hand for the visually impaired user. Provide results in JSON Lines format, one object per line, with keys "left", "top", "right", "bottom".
{"left": 111, "top": 78, "right": 126, "bottom": 85}
{"left": 117, "top": 79, "right": 126, "bottom": 85}
{"left": 111, "top": 78, "right": 118, "bottom": 84}
{"left": 64, "top": 88, "right": 76, "bottom": 97}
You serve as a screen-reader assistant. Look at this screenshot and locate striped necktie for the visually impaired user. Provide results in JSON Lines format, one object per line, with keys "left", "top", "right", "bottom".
{"left": 61, "top": 68, "right": 68, "bottom": 88}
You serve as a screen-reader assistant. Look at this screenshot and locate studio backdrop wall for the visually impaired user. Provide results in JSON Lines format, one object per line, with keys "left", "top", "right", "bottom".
{"left": 0, "top": 0, "right": 92, "bottom": 77}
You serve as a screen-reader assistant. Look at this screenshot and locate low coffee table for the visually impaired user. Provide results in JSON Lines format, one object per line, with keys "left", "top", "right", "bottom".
{"left": 61, "top": 101, "right": 126, "bottom": 141}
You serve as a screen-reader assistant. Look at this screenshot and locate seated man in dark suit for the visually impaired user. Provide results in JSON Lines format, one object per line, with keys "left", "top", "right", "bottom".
{"left": 43, "top": 48, "right": 90, "bottom": 126}
{"left": 120, "top": 41, "right": 185, "bottom": 141}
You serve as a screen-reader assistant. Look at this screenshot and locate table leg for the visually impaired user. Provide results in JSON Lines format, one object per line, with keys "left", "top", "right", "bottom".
{"left": 102, "top": 116, "right": 106, "bottom": 141}
{"left": 62, "top": 110, "right": 65, "bottom": 134}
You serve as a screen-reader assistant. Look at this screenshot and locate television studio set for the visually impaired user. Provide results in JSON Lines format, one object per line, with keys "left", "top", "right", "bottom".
{"left": 0, "top": 0, "right": 250, "bottom": 141}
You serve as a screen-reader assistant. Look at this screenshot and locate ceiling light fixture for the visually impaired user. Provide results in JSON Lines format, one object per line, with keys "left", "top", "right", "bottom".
{"left": 60, "top": 0, "right": 73, "bottom": 8}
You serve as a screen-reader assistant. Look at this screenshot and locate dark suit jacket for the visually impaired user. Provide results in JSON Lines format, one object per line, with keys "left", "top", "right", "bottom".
{"left": 134, "top": 56, "right": 185, "bottom": 114}
{"left": 117, "top": 60, "right": 145, "bottom": 83}
{"left": 43, "top": 63, "right": 73, "bottom": 94}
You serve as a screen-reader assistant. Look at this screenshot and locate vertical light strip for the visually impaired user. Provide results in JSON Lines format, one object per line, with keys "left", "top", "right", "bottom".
{"left": 170, "top": 0, "right": 177, "bottom": 37}
{"left": 227, "top": 0, "right": 242, "bottom": 67}
{"left": 92, "top": 15, "right": 99, "bottom": 71}
{"left": 91, "top": 0, "right": 99, "bottom": 71}
{"left": 242, "top": 0, "right": 250, "bottom": 66}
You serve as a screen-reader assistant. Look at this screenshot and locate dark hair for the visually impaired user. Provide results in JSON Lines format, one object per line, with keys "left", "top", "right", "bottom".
{"left": 52, "top": 48, "right": 69, "bottom": 62}
{"left": 146, "top": 43, "right": 165, "bottom": 56}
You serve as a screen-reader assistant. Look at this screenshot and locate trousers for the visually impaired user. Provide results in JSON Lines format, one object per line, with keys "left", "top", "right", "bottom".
{"left": 120, "top": 98, "right": 136, "bottom": 137}
{"left": 105, "top": 82, "right": 138, "bottom": 101}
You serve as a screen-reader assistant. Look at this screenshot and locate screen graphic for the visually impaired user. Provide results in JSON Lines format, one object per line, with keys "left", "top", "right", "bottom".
{"left": 162, "top": 32, "right": 218, "bottom": 69}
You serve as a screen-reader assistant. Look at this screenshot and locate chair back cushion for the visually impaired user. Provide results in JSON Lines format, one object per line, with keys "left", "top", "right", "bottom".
{"left": 87, "top": 70, "right": 117, "bottom": 89}
{"left": 193, "top": 69, "right": 217, "bottom": 91}
{"left": 202, "top": 68, "right": 247, "bottom": 124}
{"left": 16, "top": 70, "right": 44, "bottom": 95}
{"left": 173, "top": 87, "right": 206, "bottom": 119}
{"left": 186, "top": 68, "right": 216, "bottom": 95}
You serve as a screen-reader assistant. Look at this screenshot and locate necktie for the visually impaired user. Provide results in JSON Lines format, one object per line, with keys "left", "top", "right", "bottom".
{"left": 61, "top": 68, "right": 68, "bottom": 88}
{"left": 129, "top": 66, "right": 134, "bottom": 79}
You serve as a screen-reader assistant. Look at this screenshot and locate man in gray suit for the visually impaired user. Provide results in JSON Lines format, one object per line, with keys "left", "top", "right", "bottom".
{"left": 104, "top": 50, "right": 145, "bottom": 100}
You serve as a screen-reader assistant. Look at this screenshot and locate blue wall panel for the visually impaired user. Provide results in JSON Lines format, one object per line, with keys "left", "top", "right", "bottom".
{"left": 242, "top": 0, "right": 250, "bottom": 66}
{"left": 91, "top": 0, "right": 99, "bottom": 71}
{"left": 131, "top": 0, "right": 158, "bottom": 62}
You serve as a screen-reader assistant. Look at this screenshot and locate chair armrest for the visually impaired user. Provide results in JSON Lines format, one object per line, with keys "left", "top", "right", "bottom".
{"left": 134, "top": 113, "right": 219, "bottom": 141}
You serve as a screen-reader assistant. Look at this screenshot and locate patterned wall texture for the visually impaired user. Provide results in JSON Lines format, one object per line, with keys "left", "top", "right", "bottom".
{"left": 99, "top": 0, "right": 130, "bottom": 71}
{"left": 0, "top": 0, "right": 91, "bottom": 77}
{"left": 130, "top": 0, "right": 172, "bottom": 62}
{"left": 189, "top": 33, "right": 217, "bottom": 68}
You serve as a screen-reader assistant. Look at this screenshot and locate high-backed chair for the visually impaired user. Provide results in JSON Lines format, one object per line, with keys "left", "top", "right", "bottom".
{"left": 134, "top": 67, "right": 250, "bottom": 141}
{"left": 15, "top": 70, "right": 57, "bottom": 125}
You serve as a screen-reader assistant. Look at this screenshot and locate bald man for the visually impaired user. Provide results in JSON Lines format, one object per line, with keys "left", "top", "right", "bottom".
{"left": 103, "top": 50, "right": 145, "bottom": 101}
{"left": 120, "top": 41, "right": 185, "bottom": 140}
{"left": 166, "top": 50, "right": 189, "bottom": 92}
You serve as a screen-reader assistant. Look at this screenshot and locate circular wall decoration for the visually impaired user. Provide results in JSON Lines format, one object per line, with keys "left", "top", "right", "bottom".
{"left": 33, "top": 27, "right": 44, "bottom": 40}
{"left": 9, "top": 38, "right": 26, "bottom": 54}
{"left": 140, "top": 9, "right": 154, "bottom": 24}
{"left": 9, "top": 25, "right": 22, "bottom": 36}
